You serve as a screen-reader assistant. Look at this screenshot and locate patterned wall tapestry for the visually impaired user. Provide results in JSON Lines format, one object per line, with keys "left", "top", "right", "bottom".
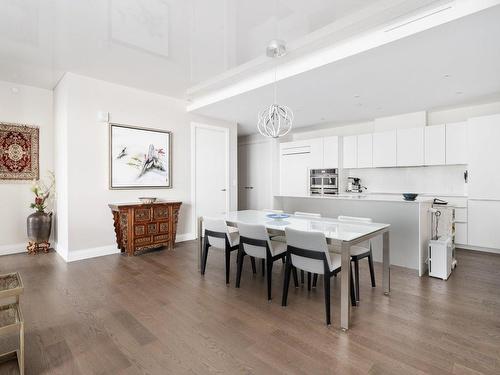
{"left": 0, "top": 122, "right": 39, "bottom": 180}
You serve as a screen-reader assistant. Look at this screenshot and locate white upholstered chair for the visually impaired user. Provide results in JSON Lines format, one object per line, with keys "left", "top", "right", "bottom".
{"left": 236, "top": 223, "right": 296, "bottom": 301}
{"left": 282, "top": 227, "right": 356, "bottom": 325}
{"left": 202, "top": 218, "right": 256, "bottom": 284}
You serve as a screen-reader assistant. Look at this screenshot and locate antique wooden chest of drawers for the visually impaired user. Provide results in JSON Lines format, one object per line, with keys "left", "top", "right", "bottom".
{"left": 109, "top": 201, "right": 182, "bottom": 256}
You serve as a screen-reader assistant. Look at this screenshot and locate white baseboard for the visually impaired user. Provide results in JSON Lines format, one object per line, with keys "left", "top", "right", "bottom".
{"left": 0, "top": 243, "right": 27, "bottom": 256}
{"left": 457, "top": 244, "right": 500, "bottom": 255}
{"left": 176, "top": 233, "right": 196, "bottom": 242}
{"left": 66, "top": 245, "right": 121, "bottom": 263}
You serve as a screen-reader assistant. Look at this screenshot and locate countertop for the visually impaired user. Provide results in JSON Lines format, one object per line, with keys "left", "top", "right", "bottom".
{"left": 275, "top": 194, "right": 435, "bottom": 204}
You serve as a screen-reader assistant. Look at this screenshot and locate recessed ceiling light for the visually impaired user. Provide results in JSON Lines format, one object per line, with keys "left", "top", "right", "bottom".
{"left": 456, "top": 91, "right": 463, "bottom": 95}
{"left": 443, "top": 74, "right": 451, "bottom": 78}
{"left": 354, "top": 95, "right": 360, "bottom": 99}
{"left": 11, "top": 87, "right": 19, "bottom": 94}
{"left": 320, "top": 117, "right": 325, "bottom": 121}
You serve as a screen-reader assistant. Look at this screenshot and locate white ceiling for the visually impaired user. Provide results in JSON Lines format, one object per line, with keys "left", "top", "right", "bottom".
{"left": 190, "top": 5, "right": 500, "bottom": 135}
{"left": 0, "top": 0, "right": 443, "bottom": 98}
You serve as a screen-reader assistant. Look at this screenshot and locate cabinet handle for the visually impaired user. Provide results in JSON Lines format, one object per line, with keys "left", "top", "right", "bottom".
{"left": 244, "top": 186, "right": 254, "bottom": 189}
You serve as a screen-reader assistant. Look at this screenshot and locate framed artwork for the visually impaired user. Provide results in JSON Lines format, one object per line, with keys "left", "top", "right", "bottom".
{"left": 0, "top": 122, "right": 39, "bottom": 180}
{"left": 109, "top": 123, "right": 171, "bottom": 189}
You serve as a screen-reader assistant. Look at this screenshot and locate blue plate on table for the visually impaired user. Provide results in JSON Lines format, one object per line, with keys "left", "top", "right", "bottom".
{"left": 266, "top": 213, "right": 290, "bottom": 220}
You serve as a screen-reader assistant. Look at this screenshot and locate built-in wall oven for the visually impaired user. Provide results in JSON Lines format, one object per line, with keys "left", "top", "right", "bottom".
{"left": 310, "top": 169, "right": 338, "bottom": 196}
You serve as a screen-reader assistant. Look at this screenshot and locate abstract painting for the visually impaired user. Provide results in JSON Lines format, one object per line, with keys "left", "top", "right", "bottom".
{"left": 0, "top": 122, "right": 39, "bottom": 180}
{"left": 109, "top": 123, "right": 171, "bottom": 189}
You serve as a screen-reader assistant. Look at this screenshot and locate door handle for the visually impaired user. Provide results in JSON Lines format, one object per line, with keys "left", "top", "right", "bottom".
{"left": 221, "top": 189, "right": 227, "bottom": 192}
{"left": 244, "top": 186, "right": 254, "bottom": 189}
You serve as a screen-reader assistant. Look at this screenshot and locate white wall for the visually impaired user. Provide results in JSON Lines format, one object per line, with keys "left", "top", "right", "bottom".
{"left": 54, "top": 73, "right": 237, "bottom": 260}
{"left": 0, "top": 80, "right": 53, "bottom": 255}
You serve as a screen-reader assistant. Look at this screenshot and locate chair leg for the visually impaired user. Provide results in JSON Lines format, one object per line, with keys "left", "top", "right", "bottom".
{"left": 307, "top": 272, "right": 312, "bottom": 291}
{"left": 350, "top": 267, "right": 357, "bottom": 307}
{"left": 225, "top": 248, "right": 231, "bottom": 284}
{"left": 235, "top": 247, "right": 244, "bottom": 288}
{"left": 282, "top": 257, "right": 292, "bottom": 306}
{"left": 266, "top": 259, "right": 274, "bottom": 301}
{"left": 250, "top": 257, "right": 257, "bottom": 274}
{"left": 354, "top": 259, "right": 360, "bottom": 302}
{"left": 292, "top": 267, "right": 299, "bottom": 288}
{"left": 201, "top": 237, "right": 209, "bottom": 275}
{"left": 261, "top": 259, "right": 265, "bottom": 277}
{"left": 301, "top": 270, "right": 304, "bottom": 284}
{"left": 368, "top": 252, "right": 376, "bottom": 287}
{"left": 312, "top": 273, "right": 318, "bottom": 288}
{"left": 324, "top": 275, "right": 331, "bottom": 325}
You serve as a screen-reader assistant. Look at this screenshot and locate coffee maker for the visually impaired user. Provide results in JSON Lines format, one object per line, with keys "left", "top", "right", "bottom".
{"left": 346, "top": 177, "right": 365, "bottom": 193}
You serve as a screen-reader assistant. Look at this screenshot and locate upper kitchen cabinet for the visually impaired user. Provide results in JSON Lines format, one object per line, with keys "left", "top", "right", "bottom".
{"left": 424, "top": 125, "right": 446, "bottom": 165}
{"left": 279, "top": 139, "right": 323, "bottom": 196}
{"left": 342, "top": 135, "right": 357, "bottom": 169}
{"left": 357, "top": 133, "right": 373, "bottom": 168}
{"left": 323, "top": 136, "right": 339, "bottom": 168}
{"left": 445, "top": 122, "right": 467, "bottom": 165}
{"left": 397, "top": 127, "right": 424, "bottom": 166}
{"left": 467, "top": 114, "right": 500, "bottom": 200}
{"left": 373, "top": 130, "right": 397, "bottom": 167}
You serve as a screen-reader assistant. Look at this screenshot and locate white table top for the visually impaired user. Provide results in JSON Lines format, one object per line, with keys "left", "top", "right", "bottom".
{"left": 217, "top": 210, "right": 390, "bottom": 243}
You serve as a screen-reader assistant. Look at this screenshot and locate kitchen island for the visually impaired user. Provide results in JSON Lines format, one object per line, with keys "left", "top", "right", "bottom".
{"left": 274, "top": 194, "right": 432, "bottom": 275}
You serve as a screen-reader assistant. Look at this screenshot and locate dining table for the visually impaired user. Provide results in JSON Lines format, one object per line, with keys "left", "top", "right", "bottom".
{"left": 197, "top": 210, "right": 391, "bottom": 330}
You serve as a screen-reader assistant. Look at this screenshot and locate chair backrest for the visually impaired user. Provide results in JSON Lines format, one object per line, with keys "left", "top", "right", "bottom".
{"left": 237, "top": 222, "right": 271, "bottom": 259}
{"left": 285, "top": 227, "right": 332, "bottom": 275}
{"left": 294, "top": 211, "right": 321, "bottom": 218}
{"left": 338, "top": 215, "right": 372, "bottom": 223}
{"left": 204, "top": 217, "right": 230, "bottom": 249}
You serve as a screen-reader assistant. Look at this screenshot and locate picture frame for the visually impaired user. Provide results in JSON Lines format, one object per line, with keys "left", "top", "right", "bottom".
{"left": 109, "top": 123, "right": 172, "bottom": 189}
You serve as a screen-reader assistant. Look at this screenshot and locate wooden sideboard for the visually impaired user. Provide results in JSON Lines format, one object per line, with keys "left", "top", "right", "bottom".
{"left": 109, "top": 201, "right": 182, "bottom": 256}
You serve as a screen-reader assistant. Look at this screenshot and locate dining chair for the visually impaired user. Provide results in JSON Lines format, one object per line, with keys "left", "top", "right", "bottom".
{"left": 294, "top": 211, "right": 322, "bottom": 286}
{"left": 202, "top": 217, "right": 256, "bottom": 284}
{"left": 236, "top": 223, "right": 297, "bottom": 301}
{"left": 282, "top": 227, "right": 356, "bottom": 325}
{"left": 333, "top": 215, "right": 376, "bottom": 302}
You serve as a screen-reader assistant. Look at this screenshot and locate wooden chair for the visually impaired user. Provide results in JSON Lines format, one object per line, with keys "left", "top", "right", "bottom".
{"left": 202, "top": 218, "right": 256, "bottom": 284}
{"left": 282, "top": 227, "right": 356, "bottom": 325}
{"left": 236, "top": 223, "right": 297, "bottom": 301}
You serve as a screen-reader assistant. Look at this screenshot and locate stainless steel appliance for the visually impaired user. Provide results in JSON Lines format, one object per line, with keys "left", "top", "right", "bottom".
{"left": 309, "top": 169, "right": 338, "bottom": 196}
{"left": 346, "top": 177, "right": 366, "bottom": 193}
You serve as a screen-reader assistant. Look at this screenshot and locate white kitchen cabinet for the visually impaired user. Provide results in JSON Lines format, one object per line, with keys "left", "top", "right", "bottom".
{"left": 238, "top": 141, "right": 272, "bottom": 210}
{"left": 468, "top": 200, "right": 500, "bottom": 249}
{"left": 279, "top": 139, "right": 323, "bottom": 196}
{"left": 424, "top": 125, "right": 446, "bottom": 165}
{"left": 342, "top": 135, "right": 357, "bottom": 169}
{"left": 397, "top": 127, "right": 424, "bottom": 166}
{"left": 373, "top": 130, "right": 397, "bottom": 167}
{"left": 468, "top": 114, "right": 500, "bottom": 200}
{"left": 357, "top": 133, "right": 373, "bottom": 168}
{"left": 446, "top": 122, "right": 467, "bottom": 165}
{"left": 323, "top": 136, "right": 339, "bottom": 168}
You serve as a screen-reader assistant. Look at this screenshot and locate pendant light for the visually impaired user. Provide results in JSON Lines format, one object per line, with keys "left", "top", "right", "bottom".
{"left": 257, "top": 2, "right": 293, "bottom": 138}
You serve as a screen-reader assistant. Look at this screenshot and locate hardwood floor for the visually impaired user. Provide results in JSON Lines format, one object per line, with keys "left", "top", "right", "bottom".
{"left": 0, "top": 242, "right": 499, "bottom": 374}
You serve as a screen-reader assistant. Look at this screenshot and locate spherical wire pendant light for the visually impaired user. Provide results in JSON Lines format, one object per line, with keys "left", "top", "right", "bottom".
{"left": 257, "top": 39, "right": 293, "bottom": 138}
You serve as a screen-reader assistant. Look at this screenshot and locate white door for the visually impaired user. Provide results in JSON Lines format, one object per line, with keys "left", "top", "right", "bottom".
{"left": 468, "top": 114, "right": 500, "bottom": 199}
{"left": 468, "top": 200, "right": 500, "bottom": 249}
{"left": 397, "top": 127, "right": 424, "bottom": 166}
{"left": 446, "top": 122, "right": 467, "bottom": 165}
{"left": 424, "top": 125, "right": 445, "bottom": 165}
{"left": 373, "top": 130, "right": 397, "bottom": 167}
{"left": 238, "top": 142, "right": 272, "bottom": 210}
{"left": 323, "top": 136, "right": 339, "bottom": 168}
{"left": 357, "top": 133, "right": 373, "bottom": 168}
{"left": 194, "top": 124, "right": 229, "bottom": 224}
{"left": 342, "top": 135, "right": 357, "bottom": 168}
